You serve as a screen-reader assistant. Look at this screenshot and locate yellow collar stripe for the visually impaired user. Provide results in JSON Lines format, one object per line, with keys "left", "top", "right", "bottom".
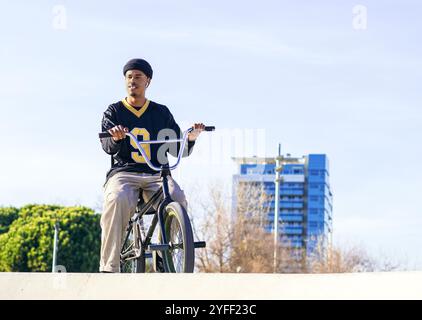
{"left": 122, "top": 98, "right": 150, "bottom": 118}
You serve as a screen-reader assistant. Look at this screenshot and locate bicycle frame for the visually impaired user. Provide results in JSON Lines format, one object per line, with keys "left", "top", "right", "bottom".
{"left": 120, "top": 188, "right": 163, "bottom": 263}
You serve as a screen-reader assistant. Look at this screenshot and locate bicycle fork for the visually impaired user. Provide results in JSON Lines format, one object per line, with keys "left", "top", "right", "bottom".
{"left": 157, "top": 165, "right": 172, "bottom": 246}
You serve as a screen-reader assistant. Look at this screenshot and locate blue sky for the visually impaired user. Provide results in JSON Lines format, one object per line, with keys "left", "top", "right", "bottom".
{"left": 1, "top": 0, "right": 421, "bottom": 268}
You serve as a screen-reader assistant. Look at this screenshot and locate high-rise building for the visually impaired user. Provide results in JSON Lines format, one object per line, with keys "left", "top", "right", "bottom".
{"left": 232, "top": 154, "right": 333, "bottom": 261}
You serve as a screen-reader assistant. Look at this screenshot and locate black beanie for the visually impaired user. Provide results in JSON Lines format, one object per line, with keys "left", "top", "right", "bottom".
{"left": 123, "top": 58, "right": 153, "bottom": 79}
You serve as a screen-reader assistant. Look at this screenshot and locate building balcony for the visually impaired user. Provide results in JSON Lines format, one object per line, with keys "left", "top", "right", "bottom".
{"left": 280, "top": 202, "right": 303, "bottom": 209}
{"left": 280, "top": 174, "right": 305, "bottom": 183}
{"left": 281, "top": 228, "right": 303, "bottom": 235}
{"left": 264, "top": 190, "right": 305, "bottom": 197}
{"left": 281, "top": 241, "right": 303, "bottom": 248}
{"left": 280, "top": 215, "right": 303, "bottom": 222}
{"left": 308, "top": 176, "right": 326, "bottom": 183}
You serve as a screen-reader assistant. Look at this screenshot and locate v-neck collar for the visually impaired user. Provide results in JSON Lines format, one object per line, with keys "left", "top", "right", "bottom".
{"left": 121, "top": 98, "right": 150, "bottom": 118}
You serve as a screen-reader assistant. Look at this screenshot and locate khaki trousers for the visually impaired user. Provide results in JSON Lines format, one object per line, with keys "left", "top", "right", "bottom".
{"left": 99, "top": 171, "right": 187, "bottom": 272}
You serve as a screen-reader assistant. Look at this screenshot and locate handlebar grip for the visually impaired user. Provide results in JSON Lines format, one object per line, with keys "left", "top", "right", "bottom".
{"left": 204, "top": 126, "right": 215, "bottom": 131}
{"left": 99, "top": 132, "right": 112, "bottom": 138}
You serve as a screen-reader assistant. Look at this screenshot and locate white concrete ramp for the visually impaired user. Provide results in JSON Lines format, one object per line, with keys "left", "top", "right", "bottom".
{"left": 1, "top": 272, "right": 422, "bottom": 300}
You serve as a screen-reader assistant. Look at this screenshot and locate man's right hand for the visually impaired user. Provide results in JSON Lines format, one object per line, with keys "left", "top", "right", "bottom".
{"left": 108, "top": 125, "right": 128, "bottom": 142}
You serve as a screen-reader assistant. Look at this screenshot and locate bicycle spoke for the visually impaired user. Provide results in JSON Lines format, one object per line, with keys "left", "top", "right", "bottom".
{"left": 121, "top": 242, "right": 134, "bottom": 255}
{"left": 120, "top": 227, "right": 145, "bottom": 273}
{"left": 169, "top": 217, "right": 184, "bottom": 272}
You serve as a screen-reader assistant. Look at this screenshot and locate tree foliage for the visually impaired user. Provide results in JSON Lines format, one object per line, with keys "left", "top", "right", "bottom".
{"left": 0, "top": 204, "right": 101, "bottom": 272}
{"left": 0, "top": 206, "right": 19, "bottom": 234}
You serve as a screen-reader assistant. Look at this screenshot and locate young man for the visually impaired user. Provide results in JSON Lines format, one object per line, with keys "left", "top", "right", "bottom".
{"left": 99, "top": 58, "right": 204, "bottom": 273}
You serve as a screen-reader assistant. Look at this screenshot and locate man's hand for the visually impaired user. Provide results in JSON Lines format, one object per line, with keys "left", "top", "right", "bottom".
{"left": 108, "top": 125, "right": 128, "bottom": 142}
{"left": 188, "top": 123, "right": 205, "bottom": 141}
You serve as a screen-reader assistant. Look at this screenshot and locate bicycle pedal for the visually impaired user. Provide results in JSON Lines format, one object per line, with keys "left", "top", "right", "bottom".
{"left": 153, "top": 251, "right": 165, "bottom": 273}
{"left": 194, "top": 241, "right": 206, "bottom": 248}
{"left": 148, "top": 244, "right": 170, "bottom": 251}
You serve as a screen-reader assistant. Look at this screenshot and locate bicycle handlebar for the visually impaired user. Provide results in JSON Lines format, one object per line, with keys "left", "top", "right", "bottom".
{"left": 98, "top": 126, "right": 215, "bottom": 139}
{"left": 98, "top": 126, "right": 215, "bottom": 171}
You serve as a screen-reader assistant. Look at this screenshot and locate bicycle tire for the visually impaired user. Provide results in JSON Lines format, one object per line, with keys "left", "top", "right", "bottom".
{"left": 120, "top": 224, "right": 146, "bottom": 273}
{"left": 160, "top": 202, "right": 194, "bottom": 273}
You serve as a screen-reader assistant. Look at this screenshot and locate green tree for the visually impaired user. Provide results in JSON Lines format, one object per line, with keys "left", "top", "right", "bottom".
{"left": 0, "top": 206, "right": 19, "bottom": 234}
{"left": 0, "top": 205, "right": 101, "bottom": 272}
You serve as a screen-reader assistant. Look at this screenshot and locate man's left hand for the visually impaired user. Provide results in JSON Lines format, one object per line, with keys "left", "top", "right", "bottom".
{"left": 188, "top": 123, "right": 205, "bottom": 141}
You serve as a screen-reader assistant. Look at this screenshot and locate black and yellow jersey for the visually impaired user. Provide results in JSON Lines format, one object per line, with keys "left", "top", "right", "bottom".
{"left": 100, "top": 98, "right": 195, "bottom": 181}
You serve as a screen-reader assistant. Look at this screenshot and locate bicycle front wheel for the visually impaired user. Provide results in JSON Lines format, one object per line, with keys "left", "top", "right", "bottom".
{"left": 161, "top": 202, "right": 194, "bottom": 273}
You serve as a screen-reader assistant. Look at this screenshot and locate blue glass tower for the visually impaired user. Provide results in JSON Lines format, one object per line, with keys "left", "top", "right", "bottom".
{"left": 232, "top": 154, "right": 333, "bottom": 260}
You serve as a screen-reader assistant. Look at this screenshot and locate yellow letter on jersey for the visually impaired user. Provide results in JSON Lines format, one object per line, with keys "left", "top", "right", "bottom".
{"left": 130, "top": 128, "right": 151, "bottom": 163}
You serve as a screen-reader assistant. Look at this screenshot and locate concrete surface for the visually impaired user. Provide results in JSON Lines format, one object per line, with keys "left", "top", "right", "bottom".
{"left": 1, "top": 272, "right": 422, "bottom": 300}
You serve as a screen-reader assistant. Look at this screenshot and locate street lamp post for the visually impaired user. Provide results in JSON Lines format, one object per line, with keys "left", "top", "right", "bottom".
{"left": 273, "top": 143, "right": 282, "bottom": 273}
{"left": 52, "top": 221, "right": 59, "bottom": 272}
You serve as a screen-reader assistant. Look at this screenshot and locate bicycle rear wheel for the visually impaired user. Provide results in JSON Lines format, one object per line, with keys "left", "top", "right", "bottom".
{"left": 120, "top": 224, "right": 146, "bottom": 273}
{"left": 160, "top": 202, "right": 194, "bottom": 273}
